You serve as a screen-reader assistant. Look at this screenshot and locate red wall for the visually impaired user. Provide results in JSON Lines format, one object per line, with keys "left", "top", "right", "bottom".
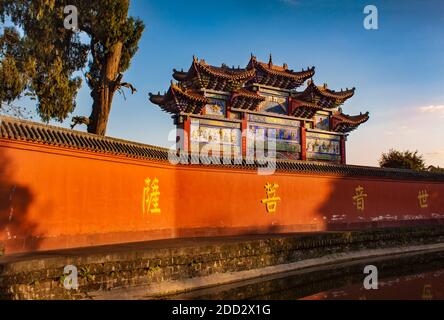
{"left": 1, "top": 139, "right": 444, "bottom": 254}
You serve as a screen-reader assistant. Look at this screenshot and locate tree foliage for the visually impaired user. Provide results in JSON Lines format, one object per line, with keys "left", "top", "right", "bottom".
{"left": 0, "top": 28, "right": 34, "bottom": 105}
{"left": 0, "top": 0, "right": 144, "bottom": 135}
{"left": 379, "top": 149, "right": 426, "bottom": 171}
{"left": 428, "top": 165, "right": 444, "bottom": 173}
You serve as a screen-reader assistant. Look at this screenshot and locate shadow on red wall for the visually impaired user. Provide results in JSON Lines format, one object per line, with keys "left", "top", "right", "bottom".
{"left": 0, "top": 148, "right": 37, "bottom": 252}
{"left": 317, "top": 173, "right": 443, "bottom": 231}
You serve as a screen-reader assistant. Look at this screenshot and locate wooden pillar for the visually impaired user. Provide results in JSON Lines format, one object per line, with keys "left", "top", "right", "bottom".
{"left": 301, "top": 125, "right": 307, "bottom": 161}
{"left": 226, "top": 105, "right": 232, "bottom": 119}
{"left": 340, "top": 135, "right": 346, "bottom": 165}
{"left": 287, "top": 97, "right": 292, "bottom": 116}
{"left": 184, "top": 116, "right": 191, "bottom": 154}
{"left": 242, "top": 114, "right": 248, "bottom": 157}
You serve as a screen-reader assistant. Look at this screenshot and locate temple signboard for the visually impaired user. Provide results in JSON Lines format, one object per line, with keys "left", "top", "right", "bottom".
{"left": 257, "top": 88, "right": 289, "bottom": 114}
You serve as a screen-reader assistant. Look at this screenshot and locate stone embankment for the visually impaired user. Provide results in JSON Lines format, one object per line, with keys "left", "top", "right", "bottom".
{"left": 1, "top": 225, "right": 444, "bottom": 300}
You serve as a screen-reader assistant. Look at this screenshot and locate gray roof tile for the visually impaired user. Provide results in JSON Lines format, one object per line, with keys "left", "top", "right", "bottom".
{"left": 1, "top": 116, "right": 444, "bottom": 181}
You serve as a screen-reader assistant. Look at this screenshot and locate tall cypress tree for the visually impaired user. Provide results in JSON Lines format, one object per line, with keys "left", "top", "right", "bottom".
{"left": 0, "top": 0, "right": 144, "bottom": 135}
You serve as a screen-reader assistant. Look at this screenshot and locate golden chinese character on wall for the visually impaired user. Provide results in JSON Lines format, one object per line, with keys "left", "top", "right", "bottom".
{"left": 142, "top": 177, "right": 161, "bottom": 216}
{"left": 422, "top": 284, "right": 433, "bottom": 300}
{"left": 261, "top": 182, "right": 281, "bottom": 213}
{"left": 418, "top": 190, "right": 429, "bottom": 208}
{"left": 352, "top": 185, "right": 367, "bottom": 211}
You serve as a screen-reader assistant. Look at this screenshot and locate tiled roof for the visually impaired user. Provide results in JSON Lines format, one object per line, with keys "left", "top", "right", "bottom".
{"left": 0, "top": 116, "right": 169, "bottom": 161}
{"left": 196, "top": 60, "right": 256, "bottom": 81}
{"left": 289, "top": 99, "right": 323, "bottom": 118}
{"left": 1, "top": 116, "right": 444, "bottom": 181}
{"left": 230, "top": 89, "right": 266, "bottom": 110}
{"left": 173, "top": 57, "right": 256, "bottom": 83}
{"left": 149, "top": 82, "right": 208, "bottom": 115}
{"left": 248, "top": 55, "right": 315, "bottom": 81}
{"left": 332, "top": 112, "right": 369, "bottom": 124}
{"left": 314, "top": 83, "right": 355, "bottom": 100}
{"left": 331, "top": 111, "right": 370, "bottom": 133}
{"left": 170, "top": 55, "right": 315, "bottom": 92}
{"left": 231, "top": 88, "right": 265, "bottom": 100}
{"left": 295, "top": 81, "right": 355, "bottom": 109}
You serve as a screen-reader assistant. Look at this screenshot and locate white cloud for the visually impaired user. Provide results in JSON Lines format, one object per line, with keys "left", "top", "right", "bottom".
{"left": 419, "top": 105, "right": 444, "bottom": 114}
{"left": 426, "top": 150, "right": 444, "bottom": 156}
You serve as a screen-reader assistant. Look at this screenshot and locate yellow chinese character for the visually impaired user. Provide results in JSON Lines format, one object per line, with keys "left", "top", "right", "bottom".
{"left": 352, "top": 186, "right": 367, "bottom": 211}
{"left": 422, "top": 284, "right": 433, "bottom": 300}
{"left": 142, "top": 177, "right": 161, "bottom": 216}
{"left": 418, "top": 190, "right": 429, "bottom": 208}
{"left": 261, "top": 183, "right": 281, "bottom": 213}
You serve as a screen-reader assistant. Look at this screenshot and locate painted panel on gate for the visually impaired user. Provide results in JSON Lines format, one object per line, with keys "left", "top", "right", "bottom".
{"left": 306, "top": 132, "right": 341, "bottom": 162}
{"left": 190, "top": 118, "right": 241, "bottom": 155}
{"left": 203, "top": 97, "right": 226, "bottom": 117}
{"left": 247, "top": 114, "right": 301, "bottom": 160}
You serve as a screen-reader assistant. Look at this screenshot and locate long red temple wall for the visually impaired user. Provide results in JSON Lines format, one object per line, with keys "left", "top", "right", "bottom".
{"left": 1, "top": 139, "right": 444, "bottom": 254}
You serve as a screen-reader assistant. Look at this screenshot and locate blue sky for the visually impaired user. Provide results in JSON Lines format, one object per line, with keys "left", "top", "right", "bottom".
{"left": 11, "top": 0, "right": 444, "bottom": 166}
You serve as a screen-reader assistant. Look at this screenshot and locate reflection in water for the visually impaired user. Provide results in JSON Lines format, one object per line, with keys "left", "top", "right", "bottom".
{"left": 303, "top": 269, "right": 444, "bottom": 300}
{"left": 167, "top": 251, "right": 444, "bottom": 300}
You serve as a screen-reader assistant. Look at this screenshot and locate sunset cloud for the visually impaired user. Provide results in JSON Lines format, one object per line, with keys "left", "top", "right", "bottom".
{"left": 419, "top": 105, "right": 444, "bottom": 114}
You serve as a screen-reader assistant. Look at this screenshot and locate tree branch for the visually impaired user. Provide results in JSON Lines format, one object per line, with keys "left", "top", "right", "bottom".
{"left": 119, "top": 82, "right": 137, "bottom": 94}
{"left": 71, "top": 116, "right": 90, "bottom": 129}
{"left": 113, "top": 73, "right": 137, "bottom": 96}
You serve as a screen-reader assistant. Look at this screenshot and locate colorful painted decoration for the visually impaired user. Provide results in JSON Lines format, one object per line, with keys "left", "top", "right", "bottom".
{"left": 306, "top": 132, "right": 341, "bottom": 162}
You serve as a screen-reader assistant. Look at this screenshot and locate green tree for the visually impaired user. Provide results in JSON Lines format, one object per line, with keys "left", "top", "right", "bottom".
{"left": 0, "top": 0, "right": 144, "bottom": 135}
{"left": 0, "top": 27, "right": 35, "bottom": 119}
{"left": 379, "top": 149, "right": 426, "bottom": 171}
{"left": 428, "top": 165, "right": 444, "bottom": 173}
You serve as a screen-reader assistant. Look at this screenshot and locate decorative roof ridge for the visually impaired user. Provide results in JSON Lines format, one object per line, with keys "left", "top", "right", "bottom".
{"left": 231, "top": 88, "right": 266, "bottom": 100}
{"left": 306, "top": 80, "right": 355, "bottom": 100}
{"left": 148, "top": 82, "right": 208, "bottom": 107}
{"left": 191, "top": 57, "right": 256, "bottom": 81}
{"left": 290, "top": 98, "right": 323, "bottom": 109}
{"left": 148, "top": 91, "right": 166, "bottom": 105}
{"left": 172, "top": 68, "right": 188, "bottom": 82}
{"left": 248, "top": 54, "right": 315, "bottom": 80}
{"left": 1, "top": 117, "right": 442, "bottom": 181}
{"left": 169, "top": 81, "right": 208, "bottom": 103}
{"left": 332, "top": 111, "right": 370, "bottom": 124}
